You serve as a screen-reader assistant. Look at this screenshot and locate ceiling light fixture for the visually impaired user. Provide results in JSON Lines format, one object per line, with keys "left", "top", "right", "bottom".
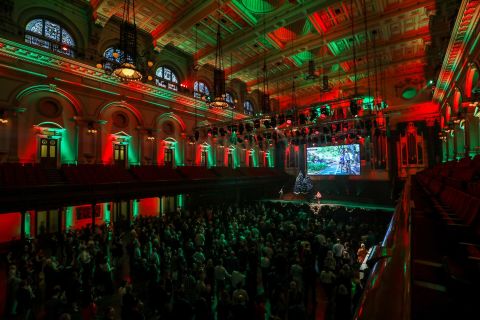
{"left": 209, "top": 12, "right": 228, "bottom": 109}
{"left": 113, "top": 0, "right": 143, "bottom": 82}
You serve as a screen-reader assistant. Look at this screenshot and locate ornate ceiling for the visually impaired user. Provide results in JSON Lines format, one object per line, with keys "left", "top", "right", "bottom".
{"left": 88, "top": 0, "right": 458, "bottom": 108}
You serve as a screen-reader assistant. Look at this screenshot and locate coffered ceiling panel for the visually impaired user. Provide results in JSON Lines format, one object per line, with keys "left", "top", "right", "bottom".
{"left": 88, "top": 0, "right": 454, "bottom": 107}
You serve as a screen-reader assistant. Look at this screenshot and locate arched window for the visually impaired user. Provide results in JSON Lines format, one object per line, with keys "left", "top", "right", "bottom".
{"left": 225, "top": 91, "right": 236, "bottom": 108}
{"left": 25, "top": 18, "right": 76, "bottom": 57}
{"left": 194, "top": 81, "right": 210, "bottom": 99}
{"left": 104, "top": 47, "right": 126, "bottom": 63}
{"left": 103, "top": 47, "right": 132, "bottom": 71}
{"left": 244, "top": 100, "right": 254, "bottom": 115}
{"left": 156, "top": 67, "right": 179, "bottom": 91}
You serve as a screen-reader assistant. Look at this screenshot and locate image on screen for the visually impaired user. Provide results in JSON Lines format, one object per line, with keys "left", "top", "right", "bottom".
{"left": 307, "top": 144, "right": 360, "bottom": 175}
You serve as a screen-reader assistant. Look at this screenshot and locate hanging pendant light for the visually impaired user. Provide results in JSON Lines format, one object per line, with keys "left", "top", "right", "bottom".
{"left": 113, "top": 0, "right": 142, "bottom": 82}
{"left": 209, "top": 22, "right": 228, "bottom": 109}
{"left": 261, "top": 6, "right": 271, "bottom": 116}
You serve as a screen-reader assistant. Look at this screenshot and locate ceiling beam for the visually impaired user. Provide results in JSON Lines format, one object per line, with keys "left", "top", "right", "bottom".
{"left": 248, "top": 28, "right": 430, "bottom": 89}
{"left": 197, "top": 0, "right": 332, "bottom": 64}
{"left": 152, "top": 0, "right": 219, "bottom": 45}
{"left": 272, "top": 56, "right": 426, "bottom": 99}
{"left": 226, "top": 0, "right": 434, "bottom": 79}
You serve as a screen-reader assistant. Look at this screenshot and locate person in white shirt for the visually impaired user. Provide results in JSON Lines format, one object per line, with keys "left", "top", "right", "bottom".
{"left": 332, "top": 238, "right": 344, "bottom": 258}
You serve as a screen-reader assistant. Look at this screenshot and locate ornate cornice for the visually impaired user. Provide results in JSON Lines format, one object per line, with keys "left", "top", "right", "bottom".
{"left": 432, "top": 0, "right": 480, "bottom": 107}
{"left": 0, "top": 37, "right": 247, "bottom": 121}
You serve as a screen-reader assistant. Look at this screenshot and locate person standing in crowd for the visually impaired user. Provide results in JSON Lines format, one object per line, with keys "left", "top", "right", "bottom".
{"left": 1, "top": 201, "right": 390, "bottom": 320}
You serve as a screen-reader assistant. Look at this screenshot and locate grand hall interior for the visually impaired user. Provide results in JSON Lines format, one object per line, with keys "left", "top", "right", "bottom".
{"left": 0, "top": 0, "right": 479, "bottom": 319}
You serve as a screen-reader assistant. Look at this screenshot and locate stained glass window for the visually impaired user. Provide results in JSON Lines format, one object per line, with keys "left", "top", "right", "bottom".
{"left": 194, "top": 81, "right": 210, "bottom": 99}
{"left": 103, "top": 47, "right": 134, "bottom": 72}
{"left": 156, "top": 66, "right": 179, "bottom": 91}
{"left": 226, "top": 92, "right": 235, "bottom": 108}
{"left": 244, "top": 100, "right": 254, "bottom": 115}
{"left": 104, "top": 47, "right": 123, "bottom": 63}
{"left": 25, "top": 18, "right": 76, "bottom": 57}
{"left": 26, "top": 19, "right": 43, "bottom": 35}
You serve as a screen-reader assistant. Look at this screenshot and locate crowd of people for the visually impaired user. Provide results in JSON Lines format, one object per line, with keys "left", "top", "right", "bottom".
{"left": 3, "top": 201, "right": 391, "bottom": 320}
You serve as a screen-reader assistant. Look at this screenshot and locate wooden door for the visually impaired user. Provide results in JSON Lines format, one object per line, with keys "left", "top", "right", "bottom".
{"left": 114, "top": 144, "right": 127, "bottom": 167}
{"left": 39, "top": 138, "right": 58, "bottom": 167}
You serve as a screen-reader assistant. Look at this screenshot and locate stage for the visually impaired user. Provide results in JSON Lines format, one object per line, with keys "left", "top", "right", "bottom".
{"left": 267, "top": 193, "right": 395, "bottom": 212}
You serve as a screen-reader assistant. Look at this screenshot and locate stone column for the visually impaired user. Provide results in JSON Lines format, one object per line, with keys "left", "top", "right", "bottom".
{"left": 96, "top": 121, "right": 107, "bottom": 164}
{"left": 21, "top": 211, "right": 26, "bottom": 241}
{"left": 445, "top": 133, "right": 450, "bottom": 161}
{"left": 7, "top": 111, "right": 20, "bottom": 162}
{"left": 136, "top": 128, "right": 143, "bottom": 166}
{"left": 464, "top": 118, "right": 470, "bottom": 158}
{"left": 127, "top": 200, "right": 131, "bottom": 226}
{"left": 388, "top": 129, "right": 398, "bottom": 181}
{"left": 452, "top": 126, "right": 458, "bottom": 160}
{"left": 425, "top": 118, "right": 439, "bottom": 166}
{"left": 91, "top": 203, "right": 96, "bottom": 232}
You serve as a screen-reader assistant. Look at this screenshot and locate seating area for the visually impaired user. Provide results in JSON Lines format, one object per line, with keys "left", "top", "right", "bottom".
{"left": 237, "top": 167, "right": 279, "bottom": 177}
{"left": 211, "top": 166, "right": 245, "bottom": 178}
{"left": 0, "top": 163, "right": 49, "bottom": 187}
{"left": 418, "top": 155, "right": 480, "bottom": 194}
{"left": 130, "top": 165, "right": 183, "bottom": 181}
{"left": 0, "top": 164, "right": 285, "bottom": 188}
{"left": 416, "top": 157, "right": 480, "bottom": 306}
{"left": 176, "top": 166, "right": 219, "bottom": 180}
{"left": 61, "top": 164, "right": 135, "bottom": 184}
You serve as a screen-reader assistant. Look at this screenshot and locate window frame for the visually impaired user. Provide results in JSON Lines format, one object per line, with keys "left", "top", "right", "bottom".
{"left": 244, "top": 100, "right": 254, "bottom": 115}
{"left": 194, "top": 81, "right": 210, "bottom": 99}
{"left": 225, "top": 91, "right": 236, "bottom": 108}
{"left": 25, "top": 18, "right": 76, "bottom": 57}
{"left": 155, "top": 66, "right": 179, "bottom": 91}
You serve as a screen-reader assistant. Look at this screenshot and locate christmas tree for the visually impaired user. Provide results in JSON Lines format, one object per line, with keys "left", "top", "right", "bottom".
{"left": 293, "top": 171, "right": 304, "bottom": 194}
{"left": 303, "top": 175, "right": 313, "bottom": 193}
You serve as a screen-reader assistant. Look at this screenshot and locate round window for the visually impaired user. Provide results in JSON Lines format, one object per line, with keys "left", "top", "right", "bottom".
{"left": 37, "top": 99, "right": 62, "bottom": 118}
{"left": 162, "top": 121, "right": 175, "bottom": 135}
{"left": 112, "top": 111, "right": 129, "bottom": 128}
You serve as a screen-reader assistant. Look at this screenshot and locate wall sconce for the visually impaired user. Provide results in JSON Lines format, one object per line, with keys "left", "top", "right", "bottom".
{"left": 0, "top": 110, "right": 8, "bottom": 124}
{"left": 87, "top": 122, "right": 97, "bottom": 134}
{"left": 146, "top": 130, "right": 155, "bottom": 141}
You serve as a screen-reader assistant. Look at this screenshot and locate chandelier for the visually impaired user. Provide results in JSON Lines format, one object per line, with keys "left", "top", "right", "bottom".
{"left": 209, "top": 23, "right": 229, "bottom": 109}
{"left": 113, "top": 0, "right": 142, "bottom": 82}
